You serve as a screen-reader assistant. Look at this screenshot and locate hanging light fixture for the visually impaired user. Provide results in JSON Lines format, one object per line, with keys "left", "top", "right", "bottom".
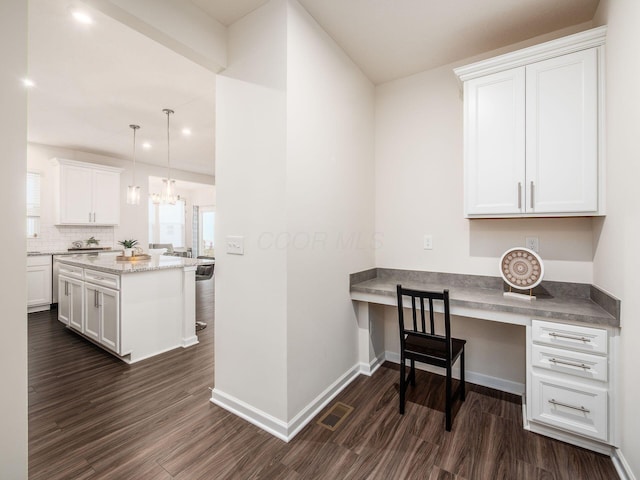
{"left": 126, "top": 124, "right": 141, "bottom": 205}
{"left": 161, "top": 108, "right": 177, "bottom": 205}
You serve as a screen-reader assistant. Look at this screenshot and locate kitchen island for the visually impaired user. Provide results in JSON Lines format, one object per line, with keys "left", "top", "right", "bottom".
{"left": 56, "top": 254, "right": 203, "bottom": 363}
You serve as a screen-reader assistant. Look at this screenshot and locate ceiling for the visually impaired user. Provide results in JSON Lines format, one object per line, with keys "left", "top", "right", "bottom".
{"left": 27, "top": 0, "right": 600, "bottom": 177}
{"left": 27, "top": 0, "right": 217, "bottom": 176}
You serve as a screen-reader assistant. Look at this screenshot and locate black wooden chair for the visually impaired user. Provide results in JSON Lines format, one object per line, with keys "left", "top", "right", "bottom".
{"left": 396, "top": 285, "right": 466, "bottom": 431}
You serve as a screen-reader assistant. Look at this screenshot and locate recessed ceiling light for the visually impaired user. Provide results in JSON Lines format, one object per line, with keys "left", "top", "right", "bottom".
{"left": 142, "top": 142, "right": 152, "bottom": 150}
{"left": 22, "top": 78, "right": 35, "bottom": 88}
{"left": 71, "top": 10, "right": 94, "bottom": 25}
{"left": 182, "top": 128, "right": 192, "bottom": 136}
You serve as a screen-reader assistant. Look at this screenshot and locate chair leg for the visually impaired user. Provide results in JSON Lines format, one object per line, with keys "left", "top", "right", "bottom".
{"left": 445, "top": 365, "right": 452, "bottom": 431}
{"left": 460, "top": 347, "right": 466, "bottom": 402}
{"left": 410, "top": 359, "right": 416, "bottom": 386}
{"left": 399, "top": 357, "right": 405, "bottom": 415}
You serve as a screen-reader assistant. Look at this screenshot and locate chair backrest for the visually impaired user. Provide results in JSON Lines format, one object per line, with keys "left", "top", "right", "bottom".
{"left": 396, "top": 285, "right": 452, "bottom": 358}
{"left": 196, "top": 256, "right": 215, "bottom": 280}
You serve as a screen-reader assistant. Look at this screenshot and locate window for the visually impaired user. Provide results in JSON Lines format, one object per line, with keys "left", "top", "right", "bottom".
{"left": 27, "top": 171, "right": 41, "bottom": 238}
{"left": 199, "top": 206, "right": 215, "bottom": 257}
{"left": 149, "top": 198, "right": 186, "bottom": 248}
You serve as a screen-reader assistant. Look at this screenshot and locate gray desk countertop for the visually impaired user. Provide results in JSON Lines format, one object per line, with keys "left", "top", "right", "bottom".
{"left": 350, "top": 268, "right": 620, "bottom": 328}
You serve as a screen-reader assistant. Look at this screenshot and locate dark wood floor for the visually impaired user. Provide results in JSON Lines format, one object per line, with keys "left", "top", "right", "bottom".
{"left": 28, "top": 277, "right": 618, "bottom": 479}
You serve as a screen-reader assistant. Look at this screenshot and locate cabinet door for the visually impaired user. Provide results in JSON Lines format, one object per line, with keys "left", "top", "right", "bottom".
{"left": 526, "top": 49, "right": 598, "bottom": 213}
{"left": 59, "top": 165, "right": 93, "bottom": 224}
{"left": 58, "top": 277, "right": 71, "bottom": 325}
{"left": 465, "top": 67, "right": 526, "bottom": 215}
{"left": 100, "top": 287, "right": 120, "bottom": 353}
{"left": 69, "top": 280, "right": 84, "bottom": 332}
{"left": 93, "top": 170, "right": 120, "bottom": 225}
{"left": 27, "top": 265, "right": 51, "bottom": 307}
{"left": 84, "top": 284, "right": 101, "bottom": 342}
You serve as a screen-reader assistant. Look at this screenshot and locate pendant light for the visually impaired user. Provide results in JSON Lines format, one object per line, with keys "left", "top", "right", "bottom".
{"left": 161, "top": 108, "right": 177, "bottom": 205}
{"left": 126, "top": 124, "right": 141, "bottom": 205}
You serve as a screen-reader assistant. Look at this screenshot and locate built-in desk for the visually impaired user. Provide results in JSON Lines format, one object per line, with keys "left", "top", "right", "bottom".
{"left": 350, "top": 268, "right": 621, "bottom": 455}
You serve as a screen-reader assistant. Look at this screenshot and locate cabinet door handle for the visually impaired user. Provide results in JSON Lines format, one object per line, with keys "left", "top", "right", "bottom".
{"left": 94, "top": 290, "right": 98, "bottom": 308}
{"left": 549, "top": 332, "right": 591, "bottom": 343}
{"left": 548, "top": 398, "right": 590, "bottom": 414}
{"left": 89, "top": 212, "right": 92, "bottom": 222}
{"left": 93, "top": 212, "right": 96, "bottom": 222}
{"left": 517, "top": 182, "right": 522, "bottom": 209}
{"left": 530, "top": 181, "right": 535, "bottom": 209}
{"left": 549, "top": 358, "right": 591, "bottom": 370}
{"left": 65, "top": 281, "right": 69, "bottom": 296}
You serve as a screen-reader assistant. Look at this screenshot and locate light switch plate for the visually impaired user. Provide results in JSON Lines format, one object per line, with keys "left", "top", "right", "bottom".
{"left": 226, "top": 235, "right": 244, "bottom": 255}
{"left": 423, "top": 235, "right": 433, "bottom": 250}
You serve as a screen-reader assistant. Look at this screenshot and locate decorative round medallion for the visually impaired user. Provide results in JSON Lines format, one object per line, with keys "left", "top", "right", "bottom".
{"left": 499, "top": 247, "right": 544, "bottom": 290}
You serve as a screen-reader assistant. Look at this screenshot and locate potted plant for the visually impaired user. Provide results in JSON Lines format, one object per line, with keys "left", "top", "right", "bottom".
{"left": 118, "top": 239, "right": 138, "bottom": 257}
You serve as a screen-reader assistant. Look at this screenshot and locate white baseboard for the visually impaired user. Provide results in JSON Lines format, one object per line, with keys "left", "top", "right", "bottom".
{"left": 210, "top": 363, "right": 361, "bottom": 442}
{"left": 384, "top": 351, "right": 525, "bottom": 396}
{"left": 181, "top": 335, "right": 199, "bottom": 348}
{"left": 359, "top": 351, "right": 386, "bottom": 376}
{"left": 612, "top": 448, "right": 637, "bottom": 480}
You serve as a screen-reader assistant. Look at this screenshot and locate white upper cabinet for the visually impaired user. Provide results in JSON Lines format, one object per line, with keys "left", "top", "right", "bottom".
{"left": 526, "top": 49, "right": 598, "bottom": 214}
{"left": 455, "top": 27, "right": 606, "bottom": 218}
{"left": 53, "top": 159, "right": 123, "bottom": 225}
{"left": 465, "top": 67, "right": 525, "bottom": 215}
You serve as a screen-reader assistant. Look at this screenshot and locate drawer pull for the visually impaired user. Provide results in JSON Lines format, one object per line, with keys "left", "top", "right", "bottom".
{"left": 549, "top": 358, "right": 591, "bottom": 370}
{"left": 549, "top": 332, "right": 591, "bottom": 342}
{"left": 548, "top": 398, "right": 590, "bottom": 414}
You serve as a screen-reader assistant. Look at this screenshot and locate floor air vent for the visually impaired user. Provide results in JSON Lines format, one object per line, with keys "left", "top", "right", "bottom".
{"left": 316, "top": 402, "right": 354, "bottom": 431}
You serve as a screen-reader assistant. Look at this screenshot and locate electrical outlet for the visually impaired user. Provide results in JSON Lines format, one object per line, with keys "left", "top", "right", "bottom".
{"left": 423, "top": 235, "right": 433, "bottom": 250}
{"left": 226, "top": 235, "right": 244, "bottom": 255}
{"left": 525, "top": 236, "right": 539, "bottom": 252}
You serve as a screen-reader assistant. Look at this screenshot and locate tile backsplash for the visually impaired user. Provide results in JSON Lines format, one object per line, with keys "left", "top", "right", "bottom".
{"left": 28, "top": 225, "right": 116, "bottom": 252}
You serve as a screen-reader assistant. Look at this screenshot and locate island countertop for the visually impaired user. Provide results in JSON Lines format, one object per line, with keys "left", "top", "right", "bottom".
{"left": 56, "top": 254, "right": 203, "bottom": 274}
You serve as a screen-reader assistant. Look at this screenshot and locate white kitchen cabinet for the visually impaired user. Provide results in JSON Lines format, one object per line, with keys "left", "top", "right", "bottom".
{"left": 58, "top": 275, "right": 84, "bottom": 330}
{"left": 27, "top": 255, "right": 52, "bottom": 313}
{"left": 84, "top": 281, "right": 120, "bottom": 353}
{"left": 53, "top": 158, "right": 122, "bottom": 225}
{"left": 455, "top": 27, "right": 606, "bottom": 218}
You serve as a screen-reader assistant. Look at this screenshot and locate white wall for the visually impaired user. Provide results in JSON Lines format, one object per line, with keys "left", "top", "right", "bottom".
{"left": 27, "top": 142, "right": 213, "bottom": 251}
{"left": 285, "top": 0, "right": 375, "bottom": 418}
{"left": 374, "top": 25, "right": 601, "bottom": 386}
{"left": 592, "top": 0, "right": 640, "bottom": 475}
{"left": 214, "top": 0, "right": 289, "bottom": 420}
{"left": 214, "top": 0, "right": 375, "bottom": 429}
{"left": 0, "top": 0, "right": 28, "bottom": 476}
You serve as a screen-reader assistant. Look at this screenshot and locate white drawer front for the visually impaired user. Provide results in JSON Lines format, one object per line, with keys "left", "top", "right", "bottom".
{"left": 531, "top": 373, "right": 607, "bottom": 441}
{"left": 27, "top": 255, "right": 52, "bottom": 267}
{"left": 84, "top": 269, "right": 120, "bottom": 290}
{"left": 532, "top": 319, "right": 607, "bottom": 354}
{"left": 58, "top": 263, "right": 83, "bottom": 279}
{"left": 531, "top": 344, "right": 607, "bottom": 382}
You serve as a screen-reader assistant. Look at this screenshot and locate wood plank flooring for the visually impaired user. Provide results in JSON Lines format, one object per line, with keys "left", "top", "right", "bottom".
{"left": 28, "top": 277, "right": 618, "bottom": 479}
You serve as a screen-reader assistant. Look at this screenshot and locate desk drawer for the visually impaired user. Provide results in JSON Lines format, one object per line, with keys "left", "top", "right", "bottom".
{"left": 84, "top": 269, "right": 120, "bottom": 290}
{"left": 532, "top": 320, "right": 607, "bottom": 355}
{"left": 531, "top": 373, "right": 607, "bottom": 441}
{"left": 531, "top": 344, "right": 607, "bottom": 382}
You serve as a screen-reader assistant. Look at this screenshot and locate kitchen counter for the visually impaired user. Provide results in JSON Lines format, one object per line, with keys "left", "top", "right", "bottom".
{"left": 56, "top": 254, "right": 200, "bottom": 274}
{"left": 350, "top": 268, "right": 619, "bottom": 327}
{"left": 28, "top": 249, "right": 115, "bottom": 256}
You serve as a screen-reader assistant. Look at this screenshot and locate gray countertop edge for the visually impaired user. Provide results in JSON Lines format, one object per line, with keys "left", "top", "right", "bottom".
{"left": 56, "top": 257, "right": 198, "bottom": 275}
{"left": 350, "top": 268, "right": 620, "bottom": 328}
